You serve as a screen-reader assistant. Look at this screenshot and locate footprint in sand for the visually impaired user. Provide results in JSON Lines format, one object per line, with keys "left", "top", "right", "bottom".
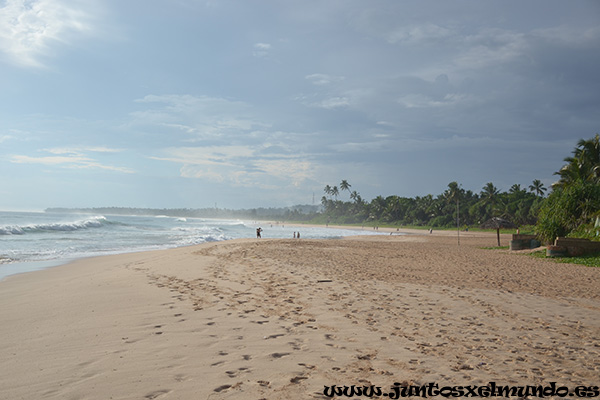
{"left": 270, "top": 352, "right": 290, "bottom": 359}
{"left": 290, "top": 376, "right": 308, "bottom": 384}
{"left": 144, "top": 389, "right": 171, "bottom": 399}
{"left": 213, "top": 384, "right": 231, "bottom": 393}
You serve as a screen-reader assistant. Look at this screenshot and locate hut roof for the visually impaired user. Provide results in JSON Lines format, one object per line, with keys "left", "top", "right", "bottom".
{"left": 480, "top": 217, "right": 517, "bottom": 230}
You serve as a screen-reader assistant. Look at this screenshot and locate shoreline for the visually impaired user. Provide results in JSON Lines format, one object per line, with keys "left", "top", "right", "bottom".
{"left": 0, "top": 223, "right": 427, "bottom": 282}
{"left": 1, "top": 235, "right": 598, "bottom": 399}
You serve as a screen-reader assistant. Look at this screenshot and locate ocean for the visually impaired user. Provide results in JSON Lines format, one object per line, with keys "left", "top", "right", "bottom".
{"left": 0, "top": 210, "right": 386, "bottom": 280}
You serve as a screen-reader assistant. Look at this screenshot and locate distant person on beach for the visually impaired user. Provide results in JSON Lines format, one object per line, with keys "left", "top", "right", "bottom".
{"left": 297, "top": 232, "right": 300, "bottom": 239}
{"left": 293, "top": 232, "right": 296, "bottom": 239}
{"left": 256, "top": 227, "right": 262, "bottom": 238}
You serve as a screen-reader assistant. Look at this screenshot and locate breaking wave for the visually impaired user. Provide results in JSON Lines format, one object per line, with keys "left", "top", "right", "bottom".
{"left": 0, "top": 216, "right": 108, "bottom": 235}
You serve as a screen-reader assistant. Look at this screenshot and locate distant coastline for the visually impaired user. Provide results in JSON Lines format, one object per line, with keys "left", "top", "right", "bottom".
{"left": 45, "top": 205, "right": 319, "bottom": 221}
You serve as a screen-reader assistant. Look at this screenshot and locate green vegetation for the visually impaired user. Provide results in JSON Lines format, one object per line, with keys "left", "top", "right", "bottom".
{"left": 316, "top": 134, "right": 600, "bottom": 242}
{"left": 535, "top": 134, "right": 600, "bottom": 243}
{"left": 528, "top": 250, "right": 600, "bottom": 268}
{"left": 317, "top": 179, "right": 544, "bottom": 229}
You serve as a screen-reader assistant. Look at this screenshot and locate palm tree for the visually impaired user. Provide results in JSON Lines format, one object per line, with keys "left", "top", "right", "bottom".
{"left": 509, "top": 184, "right": 522, "bottom": 194}
{"left": 324, "top": 185, "right": 332, "bottom": 198}
{"left": 331, "top": 186, "right": 339, "bottom": 200}
{"left": 339, "top": 180, "right": 351, "bottom": 193}
{"left": 444, "top": 181, "right": 463, "bottom": 203}
{"left": 554, "top": 134, "right": 600, "bottom": 187}
{"left": 574, "top": 134, "right": 600, "bottom": 182}
{"left": 528, "top": 179, "right": 546, "bottom": 197}
{"left": 481, "top": 182, "right": 500, "bottom": 207}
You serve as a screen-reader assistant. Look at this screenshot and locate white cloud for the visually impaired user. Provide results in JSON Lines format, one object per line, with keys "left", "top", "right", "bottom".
{"left": 454, "top": 29, "right": 527, "bottom": 70}
{"left": 0, "top": 0, "right": 96, "bottom": 67}
{"left": 254, "top": 42, "right": 271, "bottom": 50}
{"left": 317, "top": 96, "right": 351, "bottom": 109}
{"left": 153, "top": 146, "right": 255, "bottom": 167}
{"left": 387, "top": 23, "right": 455, "bottom": 44}
{"left": 131, "top": 94, "right": 267, "bottom": 140}
{"left": 253, "top": 42, "right": 271, "bottom": 57}
{"left": 44, "top": 146, "right": 124, "bottom": 155}
{"left": 397, "top": 93, "right": 468, "bottom": 109}
{"left": 153, "top": 145, "right": 315, "bottom": 188}
{"left": 10, "top": 149, "right": 134, "bottom": 173}
{"left": 305, "top": 73, "right": 345, "bottom": 86}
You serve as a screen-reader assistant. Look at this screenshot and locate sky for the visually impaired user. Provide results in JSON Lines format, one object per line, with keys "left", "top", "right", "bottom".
{"left": 1, "top": 0, "right": 599, "bottom": 211}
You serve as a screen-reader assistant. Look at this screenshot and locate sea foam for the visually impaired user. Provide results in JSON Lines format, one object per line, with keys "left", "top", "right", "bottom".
{"left": 0, "top": 216, "right": 107, "bottom": 235}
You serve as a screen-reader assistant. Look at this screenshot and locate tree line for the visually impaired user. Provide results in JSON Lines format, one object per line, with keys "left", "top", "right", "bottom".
{"left": 319, "top": 179, "right": 545, "bottom": 228}
{"left": 318, "top": 134, "right": 600, "bottom": 244}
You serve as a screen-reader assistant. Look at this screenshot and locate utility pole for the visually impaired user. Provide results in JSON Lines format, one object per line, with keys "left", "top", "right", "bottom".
{"left": 457, "top": 199, "right": 460, "bottom": 246}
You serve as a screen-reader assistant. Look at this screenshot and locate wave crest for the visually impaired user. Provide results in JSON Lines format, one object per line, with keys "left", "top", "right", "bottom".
{"left": 0, "top": 216, "right": 107, "bottom": 235}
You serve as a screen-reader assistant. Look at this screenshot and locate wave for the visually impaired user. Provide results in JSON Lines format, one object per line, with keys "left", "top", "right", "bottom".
{"left": 0, "top": 216, "right": 108, "bottom": 235}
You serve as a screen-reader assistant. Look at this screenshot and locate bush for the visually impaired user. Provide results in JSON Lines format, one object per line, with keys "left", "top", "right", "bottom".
{"left": 536, "top": 181, "right": 600, "bottom": 243}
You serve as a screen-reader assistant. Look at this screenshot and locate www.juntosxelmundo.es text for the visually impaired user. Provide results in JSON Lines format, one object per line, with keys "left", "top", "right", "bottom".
{"left": 323, "top": 382, "right": 599, "bottom": 398}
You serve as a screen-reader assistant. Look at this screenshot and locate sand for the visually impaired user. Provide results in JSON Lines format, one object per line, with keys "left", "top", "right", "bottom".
{"left": 0, "top": 231, "right": 599, "bottom": 399}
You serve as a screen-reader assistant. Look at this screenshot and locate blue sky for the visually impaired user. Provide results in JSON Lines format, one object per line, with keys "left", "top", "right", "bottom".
{"left": 1, "top": 0, "right": 599, "bottom": 210}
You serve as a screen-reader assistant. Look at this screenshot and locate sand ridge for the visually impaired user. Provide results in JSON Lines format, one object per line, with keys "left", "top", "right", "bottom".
{"left": 0, "top": 233, "right": 598, "bottom": 399}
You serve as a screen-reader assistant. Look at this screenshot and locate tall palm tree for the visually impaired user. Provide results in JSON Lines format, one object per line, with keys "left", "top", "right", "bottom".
{"left": 324, "top": 185, "right": 332, "bottom": 198}
{"left": 574, "top": 134, "right": 600, "bottom": 181}
{"left": 554, "top": 134, "right": 600, "bottom": 187}
{"left": 481, "top": 182, "right": 500, "bottom": 206}
{"left": 509, "top": 184, "right": 522, "bottom": 194}
{"left": 444, "top": 181, "right": 463, "bottom": 203}
{"left": 339, "top": 180, "right": 351, "bottom": 193}
{"left": 528, "top": 179, "right": 546, "bottom": 196}
{"left": 331, "top": 186, "right": 339, "bottom": 200}
{"left": 350, "top": 190, "right": 361, "bottom": 203}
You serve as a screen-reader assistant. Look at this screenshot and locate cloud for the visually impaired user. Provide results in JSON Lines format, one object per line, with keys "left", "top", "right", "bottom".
{"left": 315, "top": 96, "right": 351, "bottom": 109}
{"left": 253, "top": 42, "right": 271, "bottom": 57}
{"left": 0, "top": 0, "right": 96, "bottom": 67}
{"left": 10, "top": 148, "right": 134, "bottom": 173}
{"left": 305, "top": 73, "right": 345, "bottom": 86}
{"left": 153, "top": 145, "right": 316, "bottom": 188}
{"left": 386, "top": 23, "right": 455, "bottom": 44}
{"left": 0, "top": 135, "right": 13, "bottom": 143}
{"left": 397, "top": 93, "right": 469, "bottom": 109}
{"left": 44, "top": 146, "right": 125, "bottom": 155}
{"left": 131, "top": 94, "right": 267, "bottom": 141}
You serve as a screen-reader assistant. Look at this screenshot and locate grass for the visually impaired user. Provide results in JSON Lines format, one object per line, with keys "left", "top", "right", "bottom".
{"left": 481, "top": 246, "right": 509, "bottom": 250}
{"left": 528, "top": 250, "right": 600, "bottom": 268}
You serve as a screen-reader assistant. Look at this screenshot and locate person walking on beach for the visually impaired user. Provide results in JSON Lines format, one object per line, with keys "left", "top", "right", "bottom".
{"left": 256, "top": 227, "right": 262, "bottom": 238}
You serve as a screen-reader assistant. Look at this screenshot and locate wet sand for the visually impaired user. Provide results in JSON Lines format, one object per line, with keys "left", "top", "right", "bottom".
{"left": 0, "top": 232, "right": 598, "bottom": 399}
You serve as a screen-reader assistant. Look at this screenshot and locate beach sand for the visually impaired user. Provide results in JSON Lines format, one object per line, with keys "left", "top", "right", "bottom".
{"left": 1, "top": 231, "right": 599, "bottom": 399}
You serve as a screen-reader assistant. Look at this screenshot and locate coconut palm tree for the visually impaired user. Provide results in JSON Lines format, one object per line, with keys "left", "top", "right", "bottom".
{"left": 339, "top": 180, "right": 351, "bottom": 194}
{"left": 481, "top": 182, "right": 500, "bottom": 206}
{"left": 554, "top": 134, "right": 600, "bottom": 187}
{"left": 574, "top": 134, "right": 600, "bottom": 182}
{"left": 528, "top": 179, "right": 546, "bottom": 196}
{"left": 330, "top": 186, "right": 339, "bottom": 200}
{"left": 324, "top": 185, "right": 332, "bottom": 198}
{"left": 444, "top": 181, "right": 463, "bottom": 203}
{"left": 509, "top": 184, "right": 522, "bottom": 194}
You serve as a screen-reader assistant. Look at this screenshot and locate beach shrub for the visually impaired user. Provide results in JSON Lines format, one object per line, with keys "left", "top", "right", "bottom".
{"left": 536, "top": 181, "right": 600, "bottom": 243}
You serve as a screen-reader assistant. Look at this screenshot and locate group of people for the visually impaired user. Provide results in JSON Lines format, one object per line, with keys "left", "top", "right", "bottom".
{"left": 255, "top": 227, "right": 301, "bottom": 239}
